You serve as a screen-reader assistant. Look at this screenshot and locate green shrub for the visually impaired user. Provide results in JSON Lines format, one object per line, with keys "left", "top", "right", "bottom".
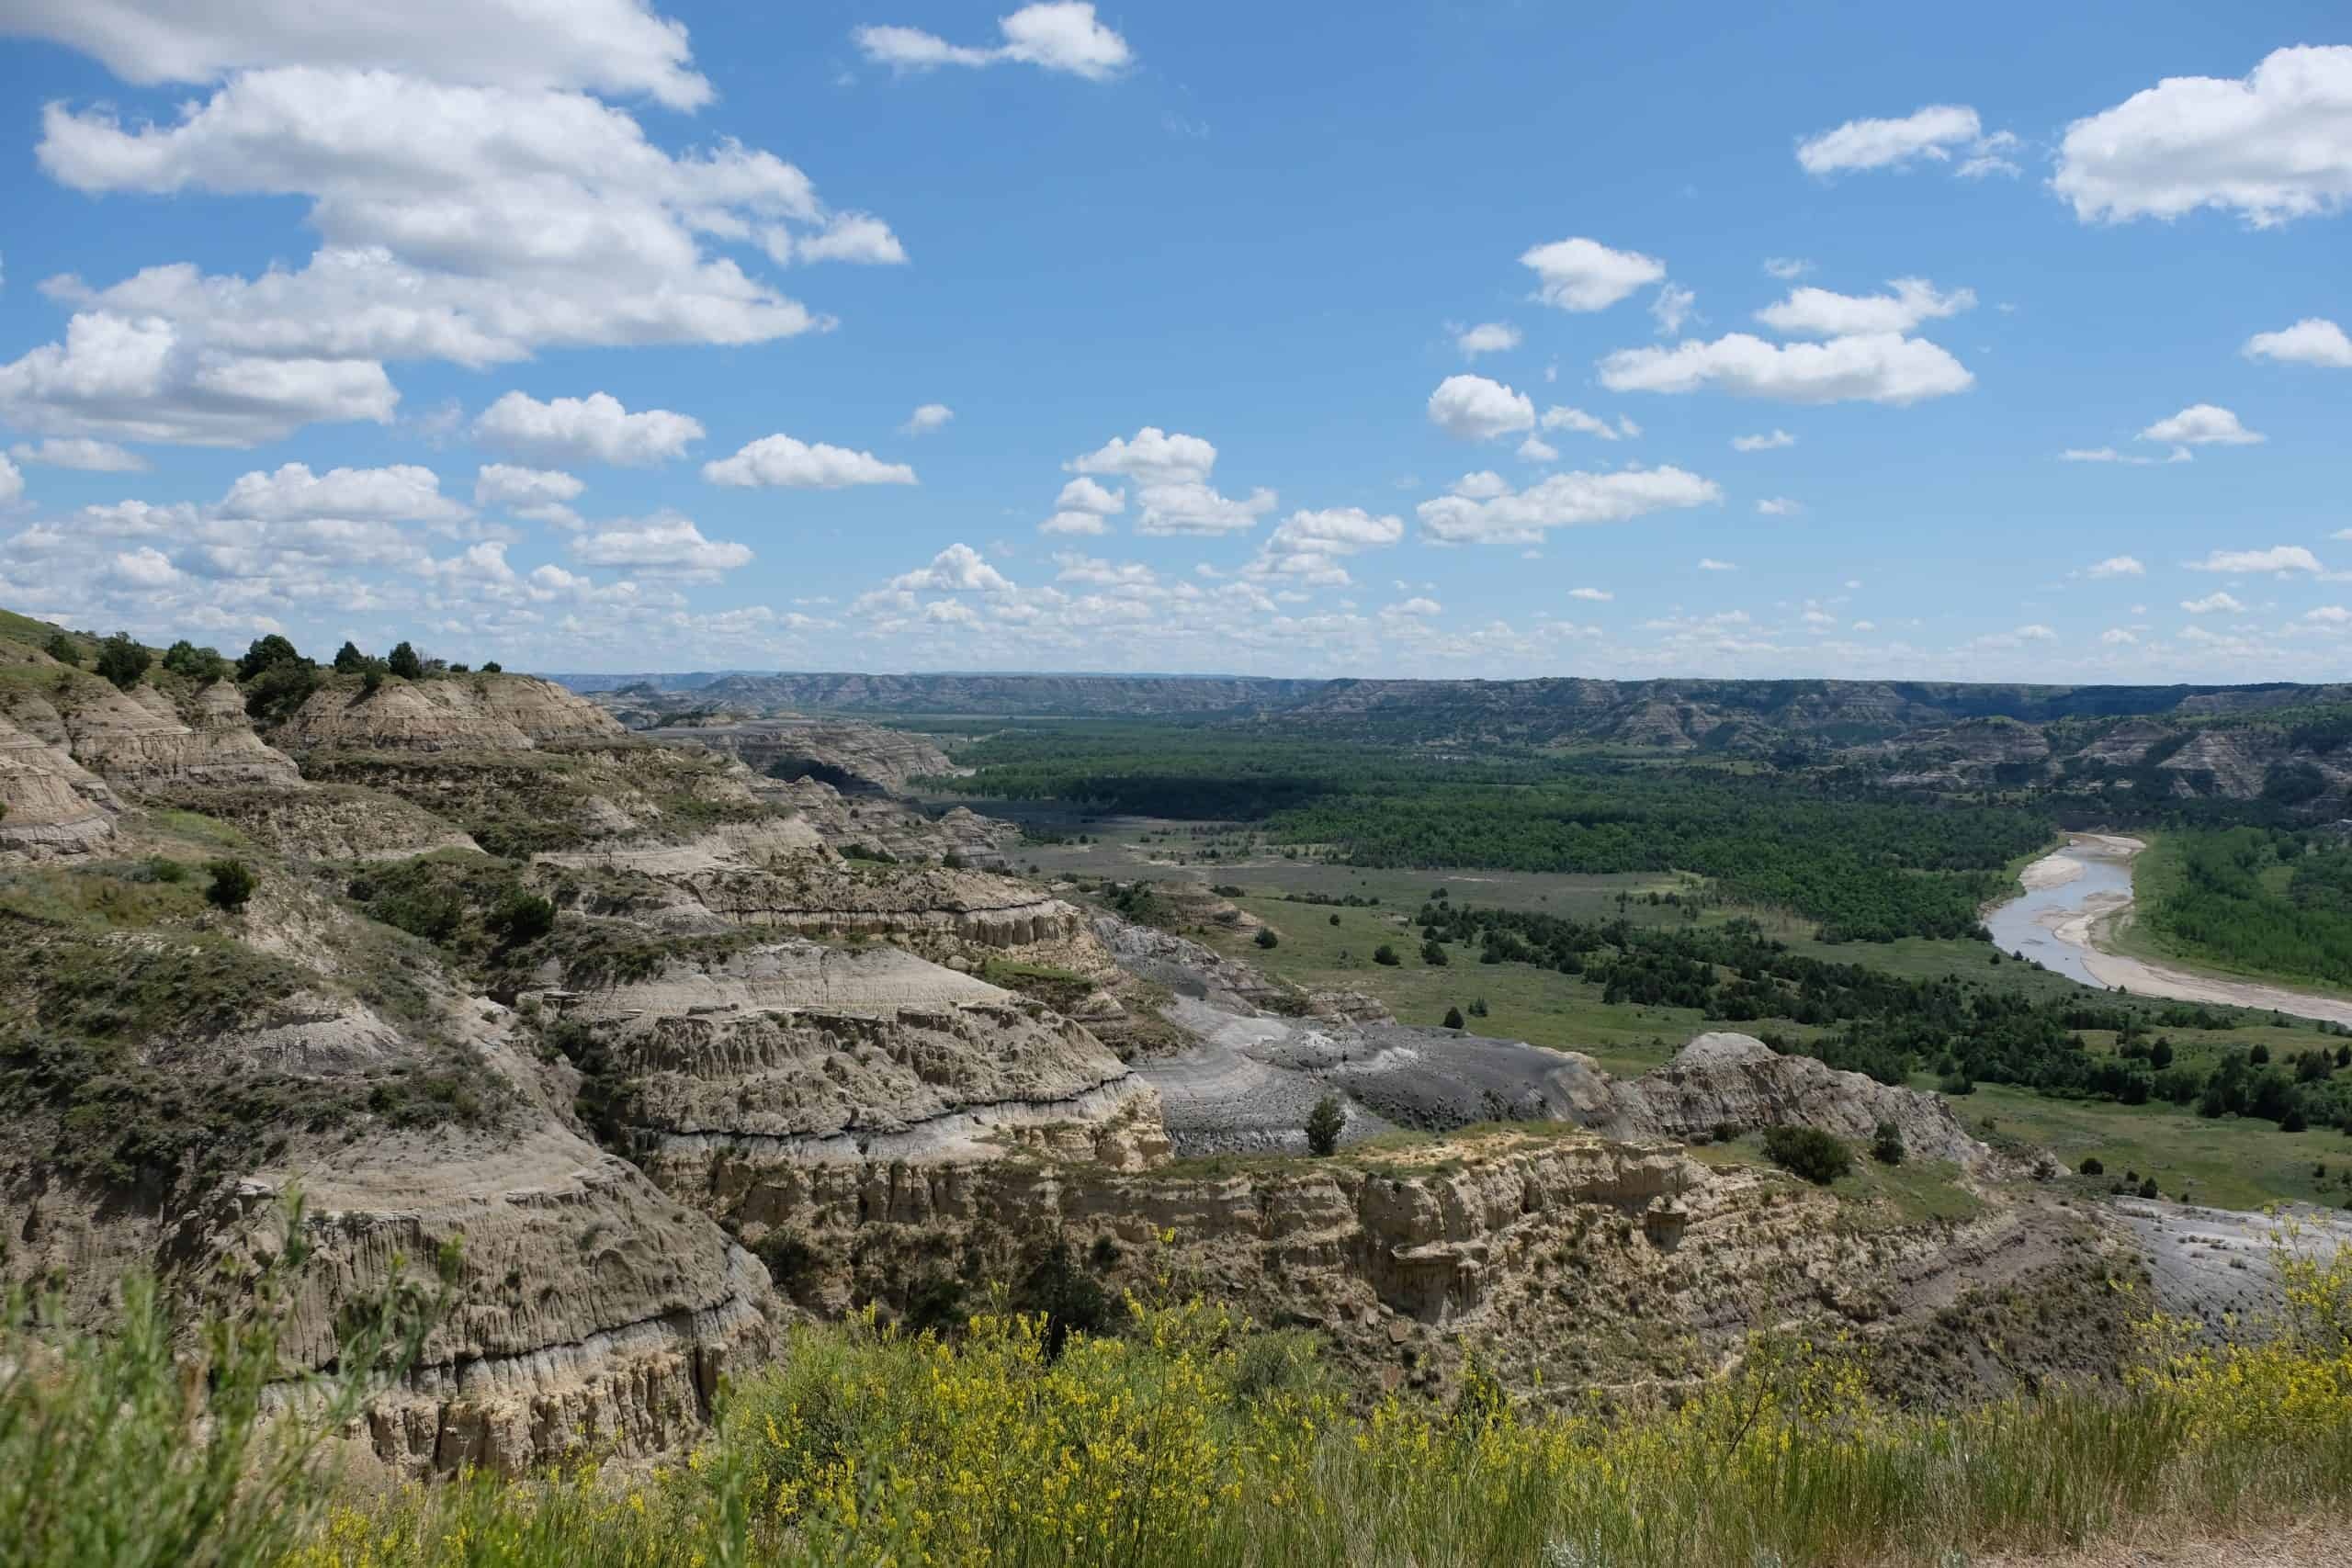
{"left": 2080, "top": 1156, "right": 2105, "bottom": 1176}
{"left": 235, "top": 634, "right": 303, "bottom": 682}
{"left": 1373, "top": 943, "right": 1400, "bottom": 966}
{"left": 1762, "top": 1124, "right": 1853, "bottom": 1185}
{"left": 94, "top": 632, "right": 152, "bottom": 692}
{"left": 489, "top": 888, "right": 557, "bottom": 947}
{"left": 204, "top": 858, "right": 257, "bottom": 911}
{"left": 387, "top": 640, "right": 424, "bottom": 680}
{"left": 1254, "top": 927, "right": 1279, "bottom": 950}
{"left": 1871, "top": 1120, "right": 1906, "bottom": 1166}
{"left": 1421, "top": 938, "right": 1448, "bottom": 966}
{"left": 42, "top": 630, "right": 81, "bottom": 666}
{"left": 1011, "top": 1240, "right": 1110, "bottom": 1359}
{"left": 1443, "top": 1005, "right": 1465, "bottom": 1030}
{"left": 159, "top": 640, "right": 229, "bottom": 683}
{"left": 1305, "top": 1091, "right": 1344, "bottom": 1156}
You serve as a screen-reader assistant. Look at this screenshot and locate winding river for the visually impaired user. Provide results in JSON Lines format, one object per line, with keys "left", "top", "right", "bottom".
{"left": 1984, "top": 834, "right": 2352, "bottom": 1026}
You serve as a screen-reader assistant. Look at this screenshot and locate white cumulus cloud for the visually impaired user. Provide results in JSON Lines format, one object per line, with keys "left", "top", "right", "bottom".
{"left": 1755, "top": 278, "right": 1974, "bottom": 337}
{"left": 854, "top": 3, "right": 1132, "bottom": 81}
{"left": 1795, "top": 105, "right": 2012, "bottom": 175}
{"left": 2243, "top": 317, "right": 2352, "bottom": 368}
{"left": 2187, "top": 545, "right": 2320, "bottom": 574}
{"left": 1416, "top": 465, "right": 1722, "bottom": 546}
{"left": 572, "top": 512, "right": 751, "bottom": 578}
{"left": 1454, "top": 321, "right": 1521, "bottom": 357}
{"left": 703, "top": 434, "right": 918, "bottom": 489}
{"left": 474, "top": 391, "right": 703, "bottom": 466}
{"left": 1599, "top": 332, "right": 1972, "bottom": 404}
{"left": 7, "top": 435, "right": 148, "bottom": 472}
{"left": 2053, "top": 46, "right": 2352, "bottom": 227}
{"left": 2139, "top": 404, "right": 2263, "bottom": 446}
{"left": 1519, "top": 237, "right": 1666, "bottom": 311}
{"left": 1428, "top": 375, "right": 1535, "bottom": 440}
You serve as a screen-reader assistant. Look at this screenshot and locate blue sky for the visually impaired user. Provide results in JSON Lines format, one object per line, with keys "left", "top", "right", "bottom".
{"left": 0, "top": 1, "right": 2346, "bottom": 680}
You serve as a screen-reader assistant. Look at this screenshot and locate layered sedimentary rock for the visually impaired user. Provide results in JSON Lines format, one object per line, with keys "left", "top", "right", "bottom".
{"left": 1597, "top": 1032, "right": 1987, "bottom": 1167}
{"left": 748, "top": 774, "right": 1009, "bottom": 864}
{"left": 678, "top": 1122, "right": 2074, "bottom": 1402}
{"left": 640, "top": 719, "right": 958, "bottom": 795}
{"left": 544, "top": 936, "right": 1157, "bottom": 1161}
{"left": 275, "top": 675, "right": 626, "bottom": 754}
{"left": 234, "top": 1127, "right": 773, "bottom": 1479}
{"left": 677, "top": 861, "right": 1088, "bottom": 951}
{"left": 142, "top": 782, "right": 481, "bottom": 862}
{"left": 0, "top": 679, "right": 301, "bottom": 792}
{"left": 0, "top": 901, "right": 769, "bottom": 1479}
{"left": 0, "top": 710, "right": 118, "bottom": 852}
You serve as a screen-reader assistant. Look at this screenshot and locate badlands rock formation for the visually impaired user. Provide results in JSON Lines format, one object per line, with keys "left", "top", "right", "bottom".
{"left": 276, "top": 674, "right": 628, "bottom": 754}
{"left": 637, "top": 718, "right": 958, "bottom": 795}
{"left": 0, "top": 710, "right": 119, "bottom": 852}
{"left": 0, "top": 676, "right": 300, "bottom": 794}
{"left": 1600, "top": 1032, "right": 1985, "bottom": 1166}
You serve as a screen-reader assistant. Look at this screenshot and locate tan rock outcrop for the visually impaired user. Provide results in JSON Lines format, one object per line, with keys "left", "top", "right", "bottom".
{"left": 0, "top": 710, "right": 118, "bottom": 852}
{"left": 641, "top": 719, "right": 959, "bottom": 795}
{"left": 541, "top": 933, "right": 1159, "bottom": 1160}
{"left": 276, "top": 675, "right": 625, "bottom": 754}
{"left": 1592, "top": 1032, "right": 1988, "bottom": 1167}
{"left": 142, "top": 782, "right": 481, "bottom": 862}
{"left": 1, "top": 678, "right": 300, "bottom": 791}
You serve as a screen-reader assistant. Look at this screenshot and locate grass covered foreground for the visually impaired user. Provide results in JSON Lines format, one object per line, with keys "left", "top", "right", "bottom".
{"left": 9, "top": 1225, "right": 2352, "bottom": 1568}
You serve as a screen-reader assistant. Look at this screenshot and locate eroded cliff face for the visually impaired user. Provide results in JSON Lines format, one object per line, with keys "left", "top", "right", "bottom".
{"left": 638, "top": 719, "right": 958, "bottom": 795}
{"left": 659, "top": 1123, "right": 2086, "bottom": 1403}
{"left": 275, "top": 675, "right": 627, "bottom": 755}
{"left": 537, "top": 936, "right": 1159, "bottom": 1163}
{"left": 0, "top": 862, "right": 769, "bottom": 1481}
{"left": 1600, "top": 1033, "right": 1987, "bottom": 1168}
{"left": 0, "top": 710, "right": 119, "bottom": 853}
{"left": 1, "top": 677, "right": 300, "bottom": 793}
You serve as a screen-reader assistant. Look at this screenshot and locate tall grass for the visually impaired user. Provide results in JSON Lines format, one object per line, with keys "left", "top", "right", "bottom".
{"left": 9, "top": 1225, "right": 2351, "bottom": 1568}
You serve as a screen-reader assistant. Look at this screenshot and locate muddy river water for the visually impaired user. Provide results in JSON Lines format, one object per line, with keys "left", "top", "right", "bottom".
{"left": 1984, "top": 833, "right": 2352, "bottom": 1026}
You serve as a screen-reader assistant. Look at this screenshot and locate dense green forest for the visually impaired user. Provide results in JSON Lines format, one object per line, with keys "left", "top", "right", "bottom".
{"left": 2142, "top": 828, "right": 2352, "bottom": 989}
{"left": 1418, "top": 900, "right": 2352, "bottom": 1134}
{"left": 941, "top": 726, "right": 2051, "bottom": 942}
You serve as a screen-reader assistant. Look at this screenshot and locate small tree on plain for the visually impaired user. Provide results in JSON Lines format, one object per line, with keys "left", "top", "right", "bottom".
{"left": 1373, "top": 943, "right": 1400, "bottom": 966}
{"left": 387, "top": 641, "right": 424, "bottom": 680}
{"left": 1421, "top": 939, "right": 1448, "bottom": 966}
{"left": 1254, "top": 927, "right": 1279, "bottom": 950}
{"left": 1305, "top": 1091, "right": 1344, "bottom": 1156}
{"left": 1442, "top": 1005, "right": 1465, "bottom": 1030}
